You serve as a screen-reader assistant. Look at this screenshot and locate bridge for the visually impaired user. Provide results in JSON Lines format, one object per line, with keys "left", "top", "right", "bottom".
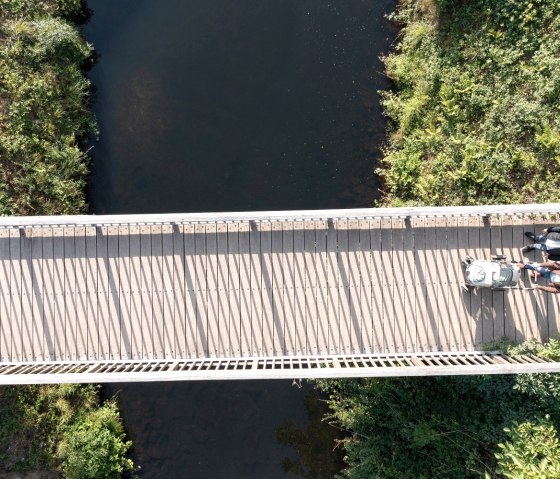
{"left": 0, "top": 204, "right": 559, "bottom": 384}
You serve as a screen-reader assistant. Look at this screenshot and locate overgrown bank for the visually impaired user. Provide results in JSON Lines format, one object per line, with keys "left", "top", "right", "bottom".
{"left": 0, "top": 1, "right": 133, "bottom": 477}
{"left": 318, "top": 0, "right": 560, "bottom": 477}
{"left": 379, "top": 0, "right": 560, "bottom": 206}
{"left": 317, "top": 340, "right": 560, "bottom": 478}
{"left": 0, "top": 0, "right": 95, "bottom": 215}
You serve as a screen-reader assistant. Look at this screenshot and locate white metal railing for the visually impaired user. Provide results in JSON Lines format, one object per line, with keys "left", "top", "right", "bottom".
{"left": 0, "top": 352, "right": 558, "bottom": 384}
{"left": 0, "top": 203, "right": 558, "bottom": 228}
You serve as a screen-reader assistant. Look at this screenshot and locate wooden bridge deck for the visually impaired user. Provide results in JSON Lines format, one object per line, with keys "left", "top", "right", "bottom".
{"left": 0, "top": 205, "right": 559, "bottom": 364}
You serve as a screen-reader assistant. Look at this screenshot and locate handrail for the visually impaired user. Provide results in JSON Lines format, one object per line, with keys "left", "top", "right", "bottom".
{"left": 0, "top": 203, "right": 558, "bottom": 228}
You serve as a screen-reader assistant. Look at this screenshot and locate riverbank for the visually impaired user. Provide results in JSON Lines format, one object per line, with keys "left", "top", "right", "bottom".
{"left": 319, "top": 0, "right": 560, "bottom": 477}
{"left": 0, "top": 2, "right": 133, "bottom": 477}
{"left": 0, "top": 0, "right": 95, "bottom": 215}
{"left": 378, "top": 0, "right": 560, "bottom": 207}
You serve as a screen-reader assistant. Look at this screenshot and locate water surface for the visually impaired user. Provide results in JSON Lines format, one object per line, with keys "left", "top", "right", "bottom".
{"left": 84, "top": 0, "right": 397, "bottom": 477}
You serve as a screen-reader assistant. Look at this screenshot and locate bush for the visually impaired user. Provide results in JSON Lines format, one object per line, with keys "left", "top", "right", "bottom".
{"left": 0, "top": 5, "right": 96, "bottom": 215}
{"left": 495, "top": 415, "right": 560, "bottom": 479}
{"left": 58, "top": 402, "right": 134, "bottom": 479}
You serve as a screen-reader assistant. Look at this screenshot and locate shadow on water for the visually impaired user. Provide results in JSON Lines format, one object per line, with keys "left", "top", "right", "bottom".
{"left": 275, "top": 388, "right": 346, "bottom": 479}
{"left": 85, "top": 0, "right": 398, "bottom": 477}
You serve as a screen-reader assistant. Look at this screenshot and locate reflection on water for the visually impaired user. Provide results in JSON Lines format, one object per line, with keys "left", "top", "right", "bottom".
{"left": 86, "top": 0, "right": 396, "bottom": 214}
{"left": 275, "top": 388, "right": 346, "bottom": 478}
{"left": 85, "top": 0, "right": 397, "bottom": 477}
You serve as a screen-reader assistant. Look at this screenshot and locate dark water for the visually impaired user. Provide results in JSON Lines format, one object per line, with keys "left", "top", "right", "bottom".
{"left": 84, "top": 0, "right": 397, "bottom": 477}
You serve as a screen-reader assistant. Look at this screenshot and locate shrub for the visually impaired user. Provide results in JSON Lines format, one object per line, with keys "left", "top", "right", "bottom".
{"left": 58, "top": 402, "right": 134, "bottom": 479}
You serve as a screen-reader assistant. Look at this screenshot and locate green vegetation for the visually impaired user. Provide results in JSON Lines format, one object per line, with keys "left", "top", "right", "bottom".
{"left": 0, "top": 0, "right": 96, "bottom": 215}
{"left": 0, "top": 384, "right": 133, "bottom": 478}
{"left": 318, "top": 0, "right": 560, "bottom": 477}
{"left": 316, "top": 339, "right": 560, "bottom": 478}
{"left": 0, "top": 2, "right": 132, "bottom": 477}
{"left": 378, "top": 0, "right": 560, "bottom": 206}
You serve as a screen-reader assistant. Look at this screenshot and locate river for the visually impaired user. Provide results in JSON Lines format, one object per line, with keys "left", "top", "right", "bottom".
{"left": 83, "top": 0, "right": 396, "bottom": 477}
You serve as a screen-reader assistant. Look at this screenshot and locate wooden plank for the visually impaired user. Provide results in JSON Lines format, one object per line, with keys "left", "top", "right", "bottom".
{"left": 150, "top": 224, "right": 165, "bottom": 358}
{"left": 52, "top": 228, "right": 66, "bottom": 360}
{"left": 466, "top": 216, "right": 482, "bottom": 350}
{"left": 161, "top": 224, "right": 175, "bottom": 358}
{"left": 128, "top": 225, "right": 143, "bottom": 359}
{"left": 74, "top": 226, "right": 88, "bottom": 360}
{"left": 194, "top": 223, "right": 208, "bottom": 356}
{"left": 238, "top": 222, "right": 252, "bottom": 356}
{"left": 479, "top": 218, "right": 494, "bottom": 346}
{"left": 106, "top": 226, "right": 121, "bottom": 359}
{"left": 30, "top": 228, "right": 46, "bottom": 361}
{"left": 304, "top": 221, "right": 319, "bottom": 354}
{"left": 337, "top": 219, "right": 352, "bottom": 354}
{"left": 380, "top": 218, "right": 394, "bottom": 352}
{"left": 226, "top": 222, "right": 241, "bottom": 356}
{"left": 118, "top": 225, "right": 132, "bottom": 359}
{"left": 63, "top": 228, "right": 78, "bottom": 360}
{"left": 445, "top": 216, "right": 463, "bottom": 351}
{"left": 85, "top": 227, "right": 98, "bottom": 359}
{"left": 369, "top": 219, "right": 384, "bottom": 353}
{"left": 139, "top": 225, "right": 153, "bottom": 358}
{"left": 248, "top": 222, "right": 263, "bottom": 356}
{"left": 499, "top": 215, "right": 517, "bottom": 343}
{"left": 260, "top": 222, "right": 275, "bottom": 355}
{"left": 42, "top": 228, "right": 57, "bottom": 360}
{"left": 347, "top": 220, "right": 362, "bottom": 353}
{"left": 513, "top": 214, "right": 531, "bottom": 342}
{"left": 271, "top": 221, "right": 285, "bottom": 355}
{"left": 455, "top": 215, "right": 472, "bottom": 350}
{"left": 205, "top": 223, "right": 220, "bottom": 357}
{"left": 216, "top": 223, "right": 230, "bottom": 356}
{"left": 292, "top": 221, "right": 306, "bottom": 355}
{"left": 434, "top": 217, "right": 450, "bottom": 350}
{"left": 315, "top": 220, "right": 329, "bottom": 354}
{"left": 280, "top": 221, "right": 295, "bottom": 354}
{"left": 20, "top": 229, "right": 33, "bottom": 361}
{"left": 390, "top": 218, "right": 407, "bottom": 352}
{"left": 0, "top": 229, "right": 10, "bottom": 361}
{"left": 412, "top": 217, "right": 429, "bottom": 352}
{"left": 356, "top": 220, "right": 372, "bottom": 353}
{"left": 171, "top": 224, "right": 187, "bottom": 358}
{"left": 532, "top": 213, "right": 551, "bottom": 341}
{"left": 487, "top": 216, "right": 504, "bottom": 340}
{"left": 401, "top": 218, "right": 417, "bottom": 352}
{"left": 326, "top": 218, "right": 340, "bottom": 354}
{"left": 183, "top": 224, "right": 198, "bottom": 358}
{"left": 9, "top": 229, "right": 23, "bottom": 360}
{"left": 423, "top": 217, "right": 440, "bottom": 351}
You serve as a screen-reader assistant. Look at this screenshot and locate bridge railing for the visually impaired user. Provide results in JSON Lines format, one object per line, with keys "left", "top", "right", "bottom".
{"left": 0, "top": 203, "right": 558, "bottom": 228}
{"left": 0, "top": 352, "right": 558, "bottom": 384}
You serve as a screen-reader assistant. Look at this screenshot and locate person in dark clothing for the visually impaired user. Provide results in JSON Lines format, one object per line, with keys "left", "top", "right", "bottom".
{"left": 523, "top": 226, "right": 560, "bottom": 256}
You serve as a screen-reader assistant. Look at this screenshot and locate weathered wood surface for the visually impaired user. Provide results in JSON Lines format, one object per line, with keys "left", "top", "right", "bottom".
{"left": 0, "top": 211, "right": 558, "bottom": 362}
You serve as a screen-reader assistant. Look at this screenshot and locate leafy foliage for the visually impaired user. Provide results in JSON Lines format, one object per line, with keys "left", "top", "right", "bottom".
{"left": 495, "top": 415, "right": 560, "bottom": 479}
{"left": 58, "top": 402, "right": 134, "bottom": 479}
{"left": 0, "top": 384, "right": 134, "bottom": 478}
{"left": 378, "top": 0, "right": 560, "bottom": 206}
{"left": 0, "top": 0, "right": 96, "bottom": 214}
{"left": 0, "top": 3, "right": 131, "bottom": 478}
{"left": 316, "top": 372, "right": 560, "bottom": 478}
